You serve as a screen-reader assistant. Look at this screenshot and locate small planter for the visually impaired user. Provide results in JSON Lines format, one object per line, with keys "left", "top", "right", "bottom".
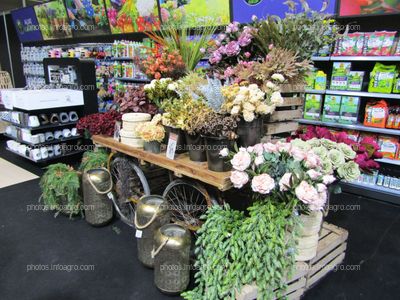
{"left": 164, "top": 126, "right": 187, "bottom": 154}
{"left": 237, "top": 118, "right": 264, "bottom": 147}
{"left": 203, "top": 136, "right": 233, "bottom": 172}
{"left": 184, "top": 132, "right": 207, "bottom": 162}
{"left": 144, "top": 141, "right": 161, "bottom": 154}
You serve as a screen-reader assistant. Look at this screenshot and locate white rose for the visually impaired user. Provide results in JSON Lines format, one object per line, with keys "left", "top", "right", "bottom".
{"left": 243, "top": 102, "right": 255, "bottom": 112}
{"left": 243, "top": 111, "right": 255, "bottom": 122}
{"left": 271, "top": 91, "right": 284, "bottom": 105}
{"left": 265, "top": 81, "right": 276, "bottom": 90}
{"left": 219, "top": 148, "right": 229, "bottom": 157}
{"left": 323, "top": 175, "right": 336, "bottom": 185}
{"left": 271, "top": 73, "right": 285, "bottom": 83}
{"left": 254, "top": 155, "right": 265, "bottom": 166}
{"left": 231, "top": 106, "right": 241, "bottom": 115}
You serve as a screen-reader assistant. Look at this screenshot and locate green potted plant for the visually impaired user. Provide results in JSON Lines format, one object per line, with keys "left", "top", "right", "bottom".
{"left": 79, "top": 148, "right": 109, "bottom": 172}
{"left": 199, "top": 112, "right": 237, "bottom": 172}
{"left": 39, "top": 163, "right": 82, "bottom": 218}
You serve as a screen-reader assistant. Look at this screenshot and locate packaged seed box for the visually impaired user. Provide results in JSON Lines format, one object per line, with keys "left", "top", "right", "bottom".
{"left": 339, "top": 96, "right": 360, "bottom": 124}
{"left": 322, "top": 95, "right": 342, "bottom": 123}
{"left": 347, "top": 71, "right": 365, "bottom": 91}
{"left": 330, "top": 62, "right": 351, "bottom": 90}
{"left": 304, "top": 94, "right": 323, "bottom": 120}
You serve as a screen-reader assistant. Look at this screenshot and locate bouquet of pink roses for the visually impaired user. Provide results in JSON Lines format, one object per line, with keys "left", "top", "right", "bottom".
{"left": 223, "top": 140, "right": 361, "bottom": 212}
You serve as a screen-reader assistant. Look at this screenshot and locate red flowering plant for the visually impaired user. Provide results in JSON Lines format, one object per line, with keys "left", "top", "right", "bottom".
{"left": 139, "top": 47, "right": 186, "bottom": 80}
{"left": 289, "top": 126, "right": 382, "bottom": 172}
{"left": 114, "top": 85, "right": 157, "bottom": 115}
{"left": 77, "top": 110, "right": 122, "bottom": 138}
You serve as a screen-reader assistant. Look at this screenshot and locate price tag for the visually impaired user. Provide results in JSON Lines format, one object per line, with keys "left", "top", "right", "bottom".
{"left": 166, "top": 133, "right": 178, "bottom": 160}
{"left": 114, "top": 121, "right": 121, "bottom": 141}
{"left": 135, "top": 230, "right": 143, "bottom": 239}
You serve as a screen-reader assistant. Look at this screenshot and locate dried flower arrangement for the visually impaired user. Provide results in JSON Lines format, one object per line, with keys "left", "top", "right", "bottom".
{"left": 198, "top": 111, "right": 238, "bottom": 140}
{"left": 114, "top": 85, "right": 157, "bottom": 115}
{"left": 137, "top": 114, "right": 165, "bottom": 143}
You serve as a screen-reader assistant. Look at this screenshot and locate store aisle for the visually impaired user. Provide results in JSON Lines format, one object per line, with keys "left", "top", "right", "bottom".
{"left": 0, "top": 179, "right": 399, "bottom": 299}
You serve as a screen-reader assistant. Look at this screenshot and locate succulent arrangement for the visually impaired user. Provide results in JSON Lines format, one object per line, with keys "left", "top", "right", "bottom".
{"left": 114, "top": 85, "right": 157, "bottom": 114}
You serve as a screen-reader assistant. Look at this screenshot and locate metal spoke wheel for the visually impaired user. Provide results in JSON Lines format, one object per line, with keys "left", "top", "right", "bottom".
{"left": 109, "top": 155, "right": 150, "bottom": 227}
{"left": 162, "top": 179, "right": 212, "bottom": 231}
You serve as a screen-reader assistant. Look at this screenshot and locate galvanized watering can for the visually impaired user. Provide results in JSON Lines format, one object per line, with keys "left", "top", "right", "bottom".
{"left": 135, "top": 195, "right": 170, "bottom": 268}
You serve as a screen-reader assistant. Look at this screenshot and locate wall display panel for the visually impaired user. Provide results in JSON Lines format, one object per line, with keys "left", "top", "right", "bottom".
{"left": 158, "top": 0, "right": 231, "bottom": 27}
{"left": 232, "top": 0, "right": 336, "bottom": 23}
{"left": 339, "top": 0, "right": 400, "bottom": 17}
{"left": 105, "top": 0, "right": 161, "bottom": 34}
{"left": 34, "top": 0, "right": 73, "bottom": 40}
{"left": 11, "top": 7, "right": 43, "bottom": 43}
{"left": 64, "top": 0, "right": 110, "bottom": 37}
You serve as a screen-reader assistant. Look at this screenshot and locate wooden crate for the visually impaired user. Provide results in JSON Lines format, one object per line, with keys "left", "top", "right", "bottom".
{"left": 235, "top": 223, "right": 348, "bottom": 300}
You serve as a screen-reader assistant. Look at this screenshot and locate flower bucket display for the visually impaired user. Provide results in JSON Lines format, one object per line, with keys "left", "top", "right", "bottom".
{"left": 237, "top": 118, "right": 264, "bottom": 147}
{"left": 143, "top": 141, "right": 161, "bottom": 154}
{"left": 184, "top": 132, "right": 207, "bottom": 162}
{"left": 203, "top": 136, "right": 232, "bottom": 172}
{"left": 164, "top": 126, "right": 187, "bottom": 154}
{"left": 295, "top": 211, "right": 323, "bottom": 261}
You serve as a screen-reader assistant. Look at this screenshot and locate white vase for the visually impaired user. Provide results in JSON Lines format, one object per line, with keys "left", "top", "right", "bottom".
{"left": 295, "top": 211, "right": 323, "bottom": 262}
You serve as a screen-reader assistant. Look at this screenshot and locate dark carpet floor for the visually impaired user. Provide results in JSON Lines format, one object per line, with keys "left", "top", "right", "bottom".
{"left": 1, "top": 138, "right": 400, "bottom": 299}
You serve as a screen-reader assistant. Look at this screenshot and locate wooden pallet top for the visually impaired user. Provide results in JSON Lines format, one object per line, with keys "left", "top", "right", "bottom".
{"left": 92, "top": 135, "right": 232, "bottom": 191}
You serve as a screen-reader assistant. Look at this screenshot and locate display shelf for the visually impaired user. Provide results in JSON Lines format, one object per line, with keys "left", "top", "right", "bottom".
{"left": 375, "top": 158, "right": 400, "bottom": 166}
{"left": 6, "top": 148, "right": 84, "bottom": 163}
{"left": 311, "top": 56, "right": 330, "bottom": 61}
{"left": 325, "top": 90, "right": 400, "bottom": 99}
{"left": 330, "top": 56, "right": 400, "bottom": 62}
{"left": 1, "top": 119, "right": 77, "bottom": 131}
{"left": 305, "top": 89, "right": 326, "bottom": 94}
{"left": 4, "top": 133, "right": 82, "bottom": 147}
{"left": 297, "top": 119, "right": 400, "bottom": 136}
{"left": 340, "top": 181, "right": 400, "bottom": 205}
{"left": 114, "top": 77, "right": 150, "bottom": 83}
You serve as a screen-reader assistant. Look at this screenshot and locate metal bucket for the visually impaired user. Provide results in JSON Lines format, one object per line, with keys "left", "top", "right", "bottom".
{"left": 135, "top": 195, "right": 171, "bottom": 268}
{"left": 82, "top": 168, "right": 114, "bottom": 226}
{"left": 153, "top": 224, "right": 191, "bottom": 294}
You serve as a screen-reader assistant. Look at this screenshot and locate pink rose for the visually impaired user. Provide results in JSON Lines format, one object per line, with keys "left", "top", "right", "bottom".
{"left": 254, "top": 155, "right": 264, "bottom": 166}
{"left": 263, "top": 143, "right": 277, "bottom": 153}
{"left": 244, "top": 52, "right": 251, "bottom": 58}
{"left": 305, "top": 151, "right": 321, "bottom": 169}
{"left": 307, "top": 170, "right": 322, "bottom": 180}
{"left": 230, "top": 171, "right": 249, "bottom": 189}
{"left": 247, "top": 146, "right": 254, "bottom": 153}
{"left": 295, "top": 181, "right": 319, "bottom": 205}
{"left": 322, "top": 175, "right": 336, "bottom": 185}
{"left": 276, "top": 141, "right": 292, "bottom": 153}
{"left": 253, "top": 143, "right": 264, "bottom": 155}
{"left": 231, "top": 150, "right": 252, "bottom": 171}
{"left": 316, "top": 183, "right": 327, "bottom": 193}
{"left": 225, "top": 41, "right": 240, "bottom": 57}
{"left": 252, "top": 174, "right": 275, "bottom": 194}
{"left": 279, "top": 173, "right": 292, "bottom": 192}
{"left": 290, "top": 147, "right": 307, "bottom": 161}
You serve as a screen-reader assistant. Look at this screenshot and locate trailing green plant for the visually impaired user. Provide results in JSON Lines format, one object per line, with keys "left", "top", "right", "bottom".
{"left": 39, "top": 163, "right": 82, "bottom": 218}
{"left": 79, "top": 149, "right": 109, "bottom": 173}
{"left": 183, "top": 197, "right": 300, "bottom": 300}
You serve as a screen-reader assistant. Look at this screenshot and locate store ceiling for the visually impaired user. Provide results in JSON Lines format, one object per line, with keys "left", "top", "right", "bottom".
{"left": 0, "top": 0, "right": 48, "bottom": 13}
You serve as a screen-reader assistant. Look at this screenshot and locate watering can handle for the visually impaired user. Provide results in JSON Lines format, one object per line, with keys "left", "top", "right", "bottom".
{"left": 151, "top": 238, "right": 170, "bottom": 259}
{"left": 86, "top": 168, "right": 113, "bottom": 195}
{"left": 134, "top": 205, "right": 161, "bottom": 230}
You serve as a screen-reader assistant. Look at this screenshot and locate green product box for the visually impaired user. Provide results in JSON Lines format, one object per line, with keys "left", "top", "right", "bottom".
{"left": 304, "top": 94, "right": 323, "bottom": 120}
{"left": 330, "top": 62, "right": 352, "bottom": 90}
{"left": 339, "top": 96, "right": 360, "bottom": 124}
{"left": 322, "top": 95, "right": 342, "bottom": 123}
{"left": 347, "top": 71, "right": 365, "bottom": 91}
{"left": 305, "top": 71, "right": 316, "bottom": 90}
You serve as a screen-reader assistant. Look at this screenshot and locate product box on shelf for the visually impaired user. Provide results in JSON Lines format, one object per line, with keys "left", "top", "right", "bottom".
{"left": 322, "top": 95, "right": 342, "bottom": 123}
{"left": 364, "top": 100, "right": 389, "bottom": 128}
{"left": 2, "top": 89, "right": 84, "bottom": 111}
{"left": 378, "top": 136, "right": 399, "bottom": 159}
{"left": 304, "top": 94, "right": 323, "bottom": 120}
{"left": 339, "top": 96, "right": 360, "bottom": 125}
{"left": 330, "top": 62, "right": 351, "bottom": 90}
{"left": 368, "top": 63, "right": 397, "bottom": 94}
{"left": 347, "top": 71, "right": 365, "bottom": 91}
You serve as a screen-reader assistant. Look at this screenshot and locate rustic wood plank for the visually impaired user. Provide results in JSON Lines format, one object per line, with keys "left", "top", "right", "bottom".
{"left": 277, "top": 97, "right": 304, "bottom": 107}
{"left": 307, "top": 253, "right": 345, "bottom": 288}
{"left": 92, "top": 135, "right": 232, "bottom": 191}
{"left": 265, "top": 122, "right": 299, "bottom": 135}
{"left": 287, "top": 288, "right": 304, "bottom": 300}
{"left": 269, "top": 109, "right": 303, "bottom": 122}
{"left": 309, "top": 243, "right": 347, "bottom": 276}
{"left": 312, "top": 226, "right": 348, "bottom": 263}
{"left": 280, "top": 84, "right": 305, "bottom": 94}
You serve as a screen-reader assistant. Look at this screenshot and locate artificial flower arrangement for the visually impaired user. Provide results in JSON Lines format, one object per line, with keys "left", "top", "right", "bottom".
{"left": 77, "top": 110, "right": 122, "bottom": 138}
{"left": 221, "top": 80, "right": 284, "bottom": 123}
{"left": 223, "top": 139, "right": 361, "bottom": 212}
{"left": 137, "top": 114, "right": 165, "bottom": 143}
{"left": 114, "top": 85, "right": 157, "bottom": 115}
{"left": 144, "top": 78, "right": 179, "bottom": 108}
{"left": 290, "top": 125, "right": 382, "bottom": 172}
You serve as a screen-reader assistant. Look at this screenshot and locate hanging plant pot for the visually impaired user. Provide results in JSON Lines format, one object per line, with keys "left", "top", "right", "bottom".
{"left": 144, "top": 141, "right": 161, "bottom": 154}
{"left": 184, "top": 132, "right": 207, "bottom": 162}
{"left": 295, "top": 210, "right": 323, "bottom": 262}
{"left": 203, "top": 136, "right": 233, "bottom": 172}
{"left": 164, "top": 126, "right": 186, "bottom": 154}
{"left": 237, "top": 118, "right": 264, "bottom": 147}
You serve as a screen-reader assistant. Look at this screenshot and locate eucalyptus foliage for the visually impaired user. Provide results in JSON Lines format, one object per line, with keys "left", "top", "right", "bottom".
{"left": 39, "top": 163, "right": 82, "bottom": 218}
{"left": 199, "top": 77, "right": 226, "bottom": 112}
{"left": 183, "top": 198, "right": 300, "bottom": 300}
{"left": 79, "top": 148, "right": 109, "bottom": 173}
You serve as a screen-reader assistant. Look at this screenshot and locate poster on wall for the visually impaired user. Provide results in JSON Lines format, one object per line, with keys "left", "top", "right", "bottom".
{"left": 104, "top": 0, "right": 161, "bottom": 34}
{"left": 34, "top": 0, "right": 73, "bottom": 40}
{"left": 64, "top": 0, "right": 110, "bottom": 37}
{"left": 339, "top": 0, "right": 400, "bottom": 17}
{"left": 158, "top": 0, "right": 231, "bottom": 27}
{"left": 11, "top": 7, "right": 43, "bottom": 43}
{"left": 232, "top": 0, "right": 336, "bottom": 23}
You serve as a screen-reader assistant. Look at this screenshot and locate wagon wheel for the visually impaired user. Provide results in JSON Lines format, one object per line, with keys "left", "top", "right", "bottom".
{"left": 109, "top": 154, "right": 150, "bottom": 227}
{"left": 163, "top": 179, "right": 212, "bottom": 231}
